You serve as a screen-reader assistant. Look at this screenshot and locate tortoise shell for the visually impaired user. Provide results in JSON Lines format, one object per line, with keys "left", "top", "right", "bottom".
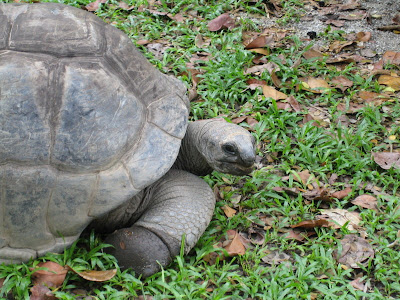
{"left": 0, "top": 3, "right": 188, "bottom": 262}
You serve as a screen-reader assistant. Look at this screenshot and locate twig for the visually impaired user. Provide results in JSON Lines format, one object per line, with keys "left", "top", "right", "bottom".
{"left": 377, "top": 25, "right": 400, "bottom": 31}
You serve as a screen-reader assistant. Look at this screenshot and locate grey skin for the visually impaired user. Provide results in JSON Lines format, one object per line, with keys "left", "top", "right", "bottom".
{"left": 0, "top": 3, "right": 255, "bottom": 277}
{"left": 91, "top": 119, "right": 256, "bottom": 277}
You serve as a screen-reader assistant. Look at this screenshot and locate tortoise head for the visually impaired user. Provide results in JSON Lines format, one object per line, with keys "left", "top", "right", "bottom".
{"left": 193, "top": 119, "right": 256, "bottom": 175}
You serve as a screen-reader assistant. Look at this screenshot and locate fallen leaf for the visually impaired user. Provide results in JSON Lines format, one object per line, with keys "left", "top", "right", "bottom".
{"left": 334, "top": 234, "right": 374, "bottom": 268}
{"left": 331, "top": 76, "right": 354, "bottom": 92}
{"left": 378, "top": 75, "right": 400, "bottom": 91}
{"left": 291, "top": 219, "right": 330, "bottom": 229}
{"left": 118, "top": 1, "right": 134, "bottom": 10}
{"left": 325, "top": 19, "right": 345, "bottom": 27}
{"left": 249, "top": 48, "right": 270, "bottom": 56}
{"left": 382, "top": 51, "right": 400, "bottom": 65}
{"left": 262, "top": 250, "right": 291, "bottom": 265}
{"left": 292, "top": 170, "right": 313, "bottom": 185}
{"left": 332, "top": 187, "right": 352, "bottom": 199}
{"left": 393, "top": 14, "right": 400, "bottom": 24}
{"left": 303, "top": 188, "right": 335, "bottom": 203}
{"left": 286, "top": 95, "right": 301, "bottom": 112}
{"left": 350, "top": 277, "right": 366, "bottom": 291}
{"left": 66, "top": 266, "right": 117, "bottom": 282}
{"left": 246, "top": 78, "right": 267, "bottom": 90}
{"left": 244, "top": 63, "right": 275, "bottom": 75}
{"left": 30, "top": 284, "right": 56, "bottom": 300}
{"left": 356, "top": 31, "right": 371, "bottom": 42}
{"left": 85, "top": 0, "right": 107, "bottom": 11}
{"left": 31, "top": 262, "right": 68, "bottom": 288}
{"left": 244, "top": 35, "right": 275, "bottom": 49}
{"left": 207, "top": 13, "right": 235, "bottom": 31}
{"left": 351, "top": 195, "right": 378, "bottom": 210}
{"left": 372, "top": 152, "right": 400, "bottom": 169}
{"left": 302, "top": 48, "right": 325, "bottom": 60}
{"left": 221, "top": 205, "right": 237, "bottom": 218}
{"left": 338, "top": 0, "right": 360, "bottom": 11}
{"left": 302, "top": 78, "right": 331, "bottom": 93}
{"left": 224, "top": 231, "right": 246, "bottom": 256}
{"left": 318, "top": 208, "right": 361, "bottom": 231}
{"left": 285, "top": 229, "right": 308, "bottom": 241}
{"left": 262, "top": 85, "right": 287, "bottom": 100}
{"left": 329, "top": 40, "right": 356, "bottom": 53}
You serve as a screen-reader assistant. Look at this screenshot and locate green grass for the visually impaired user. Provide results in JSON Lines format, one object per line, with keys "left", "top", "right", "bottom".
{"left": 1, "top": 0, "right": 400, "bottom": 299}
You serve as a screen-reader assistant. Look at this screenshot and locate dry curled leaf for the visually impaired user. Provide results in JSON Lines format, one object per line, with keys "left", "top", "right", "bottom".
{"left": 301, "top": 78, "right": 331, "bottom": 93}
{"left": 291, "top": 219, "right": 330, "bottom": 229}
{"left": 372, "top": 152, "right": 400, "bottom": 169}
{"left": 335, "top": 234, "right": 374, "bottom": 268}
{"left": 66, "top": 266, "right": 117, "bottom": 282}
{"left": 30, "top": 284, "right": 56, "bottom": 300}
{"left": 85, "top": 0, "right": 107, "bottom": 11}
{"left": 31, "top": 262, "right": 68, "bottom": 288}
{"left": 318, "top": 208, "right": 361, "bottom": 231}
{"left": 221, "top": 205, "right": 237, "bottom": 218}
{"left": 356, "top": 31, "right": 371, "bottom": 42}
{"left": 331, "top": 187, "right": 352, "bottom": 199}
{"left": 262, "top": 250, "right": 291, "bottom": 266}
{"left": 224, "top": 231, "right": 246, "bottom": 256}
{"left": 207, "top": 13, "right": 235, "bottom": 31}
{"left": 262, "top": 85, "right": 287, "bottom": 100}
{"left": 378, "top": 75, "right": 400, "bottom": 91}
{"left": 351, "top": 194, "right": 378, "bottom": 210}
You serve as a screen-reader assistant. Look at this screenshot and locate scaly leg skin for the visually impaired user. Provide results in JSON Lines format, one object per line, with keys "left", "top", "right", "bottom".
{"left": 104, "top": 169, "right": 216, "bottom": 277}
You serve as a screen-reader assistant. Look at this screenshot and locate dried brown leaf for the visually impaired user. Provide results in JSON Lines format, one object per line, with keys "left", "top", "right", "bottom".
{"left": 31, "top": 262, "right": 68, "bottom": 288}
{"left": 393, "top": 14, "right": 400, "bottom": 24}
{"left": 302, "top": 77, "right": 331, "bottom": 93}
{"left": 30, "top": 285, "right": 56, "bottom": 300}
{"left": 221, "top": 205, "right": 237, "bottom": 218}
{"left": 338, "top": 0, "right": 360, "bottom": 11}
{"left": 351, "top": 194, "right": 378, "bottom": 210}
{"left": 350, "top": 277, "right": 366, "bottom": 291}
{"left": 372, "top": 152, "right": 400, "bottom": 169}
{"left": 291, "top": 219, "right": 330, "bottom": 229}
{"left": 318, "top": 209, "right": 361, "bottom": 231}
{"left": 331, "top": 187, "right": 352, "bottom": 199}
{"left": 66, "top": 266, "right": 117, "bottom": 282}
{"left": 331, "top": 75, "right": 354, "bottom": 92}
{"left": 383, "top": 51, "right": 400, "bottom": 65}
{"left": 356, "top": 31, "right": 371, "bottom": 42}
{"left": 244, "top": 35, "right": 274, "bottom": 49}
{"left": 85, "top": 0, "right": 107, "bottom": 11}
{"left": 286, "top": 95, "right": 301, "bottom": 112}
{"left": 262, "top": 250, "right": 291, "bottom": 265}
{"left": 302, "top": 48, "right": 324, "bottom": 60}
{"left": 207, "top": 13, "right": 235, "bottom": 31}
{"left": 378, "top": 75, "right": 400, "bottom": 91}
{"left": 329, "top": 40, "right": 356, "bottom": 53}
{"left": 335, "top": 234, "right": 374, "bottom": 268}
{"left": 262, "top": 85, "right": 287, "bottom": 100}
{"left": 246, "top": 78, "right": 267, "bottom": 90}
{"left": 224, "top": 231, "right": 246, "bottom": 256}
{"left": 285, "top": 230, "right": 307, "bottom": 241}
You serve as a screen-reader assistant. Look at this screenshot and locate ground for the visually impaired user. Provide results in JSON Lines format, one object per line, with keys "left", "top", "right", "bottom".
{"left": 1, "top": 0, "right": 400, "bottom": 299}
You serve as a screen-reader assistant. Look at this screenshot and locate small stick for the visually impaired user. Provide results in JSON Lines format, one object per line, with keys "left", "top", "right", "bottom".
{"left": 377, "top": 25, "right": 400, "bottom": 31}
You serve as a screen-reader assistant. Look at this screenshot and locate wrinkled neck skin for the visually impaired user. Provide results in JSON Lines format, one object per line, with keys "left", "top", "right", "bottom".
{"left": 173, "top": 120, "right": 215, "bottom": 176}
{"left": 173, "top": 119, "right": 256, "bottom": 176}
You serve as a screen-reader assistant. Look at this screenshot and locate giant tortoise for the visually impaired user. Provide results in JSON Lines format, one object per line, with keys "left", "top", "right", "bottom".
{"left": 0, "top": 3, "right": 256, "bottom": 277}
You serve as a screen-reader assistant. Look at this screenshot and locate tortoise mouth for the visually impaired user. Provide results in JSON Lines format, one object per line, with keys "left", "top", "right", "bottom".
{"left": 215, "top": 161, "right": 255, "bottom": 175}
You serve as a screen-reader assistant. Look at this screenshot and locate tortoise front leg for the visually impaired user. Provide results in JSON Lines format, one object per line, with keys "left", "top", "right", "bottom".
{"left": 104, "top": 169, "right": 215, "bottom": 277}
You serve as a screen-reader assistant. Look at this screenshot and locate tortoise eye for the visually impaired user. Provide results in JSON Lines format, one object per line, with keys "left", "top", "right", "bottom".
{"left": 222, "top": 144, "right": 236, "bottom": 155}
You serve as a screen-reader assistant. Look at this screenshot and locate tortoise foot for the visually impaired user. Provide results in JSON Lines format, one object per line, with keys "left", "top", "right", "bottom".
{"left": 104, "top": 225, "right": 179, "bottom": 277}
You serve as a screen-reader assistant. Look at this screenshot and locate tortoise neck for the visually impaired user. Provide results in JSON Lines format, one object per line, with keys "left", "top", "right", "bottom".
{"left": 173, "top": 121, "right": 213, "bottom": 176}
